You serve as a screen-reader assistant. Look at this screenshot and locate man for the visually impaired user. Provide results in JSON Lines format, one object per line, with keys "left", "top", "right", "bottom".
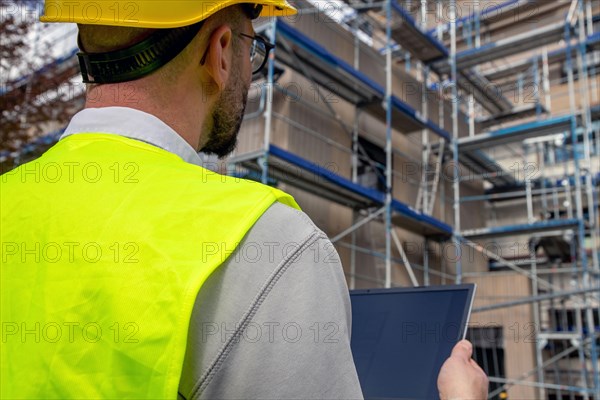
{"left": 1, "top": 1, "right": 488, "bottom": 398}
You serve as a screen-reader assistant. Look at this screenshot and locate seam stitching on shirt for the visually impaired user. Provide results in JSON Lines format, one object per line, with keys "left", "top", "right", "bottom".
{"left": 189, "top": 230, "right": 325, "bottom": 400}
{"left": 272, "top": 204, "right": 328, "bottom": 242}
{"left": 293, "top": 205, "right": 323, "bottom": 234}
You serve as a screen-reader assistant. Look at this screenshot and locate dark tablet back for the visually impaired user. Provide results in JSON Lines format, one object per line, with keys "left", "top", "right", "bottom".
{"left": 350, "top": 284, "right": 476, "bottom": 400}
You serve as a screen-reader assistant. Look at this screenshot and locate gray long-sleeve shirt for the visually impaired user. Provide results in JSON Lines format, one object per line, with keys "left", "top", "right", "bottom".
{"left": 61, "top": 107, "right": 364, "bottom": 400}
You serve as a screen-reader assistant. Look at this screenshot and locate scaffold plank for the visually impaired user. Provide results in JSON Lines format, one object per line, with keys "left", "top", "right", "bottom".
{"left": 427, "top": 0, "right": 534, "bottom": 36}
{"left": 433, "top": 22, "right": 567, "bottom": 74}
{"left": 462, "top": 219, "right": 580, "bottom": 240}
{"left": 484, "top": 173, "right": 600, "bottom": 200}
{"left": 458, "top": 116, "right": 573, "bottom": 152}
{"left": 389, "top": 1, "right": 448, "bottom": 63}
{"left": 458, "top": 69, "right": 513, "bottom": 114}
{"left": 477, "top": 104, "right": 548, "bottom": 129}
{"left": 485, "top": 33, "right": 600, "bottom": 82}
{"left": 276, "top": 21, "right": 451, "bottom": 141}
{"left": 234, "top": 145, "right": 453, "bottom": 238}
{"left": 458, "top": 150, "right": 518, "bottom": 187}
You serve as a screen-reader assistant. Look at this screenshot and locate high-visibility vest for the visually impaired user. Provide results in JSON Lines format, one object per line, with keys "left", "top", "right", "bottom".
{"left": 0, "top": 133, "right": 299, "bottom": 399}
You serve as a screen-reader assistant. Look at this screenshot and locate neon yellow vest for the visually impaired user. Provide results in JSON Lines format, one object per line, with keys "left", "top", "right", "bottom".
{"left": 0, "top": 133, "right": 299, "bottom": 399}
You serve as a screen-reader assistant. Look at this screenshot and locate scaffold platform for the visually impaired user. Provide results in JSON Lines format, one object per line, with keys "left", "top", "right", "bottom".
{"left": 231, "top": 145, "right": 454, "bottom": 238}
{"left": 458, "top": 116, "right": 573, "bottom": 152}
{"left": 462, "top": 219, "right": 581, "bottom": 240}
{"left": 276, "top": 21, "right": 451, "bottom": 141}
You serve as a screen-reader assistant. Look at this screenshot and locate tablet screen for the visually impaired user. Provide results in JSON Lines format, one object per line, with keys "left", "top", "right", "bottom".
{"left": 350, "top": 284, "right": 476, "bottom": 400}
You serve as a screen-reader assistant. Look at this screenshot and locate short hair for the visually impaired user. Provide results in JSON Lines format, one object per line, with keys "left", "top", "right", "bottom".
{"left": 77, "top": 5, "right": 246, "bottom": 86}
{"left": 77, "top": 25, "right": 153, "bottom": 54}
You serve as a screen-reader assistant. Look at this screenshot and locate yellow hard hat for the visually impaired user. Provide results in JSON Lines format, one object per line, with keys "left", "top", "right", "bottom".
{"left": 40, "top": 1, "right": 297, "bottom": 28}
{"left": 42, "top": 1, "right": 297, "bottom": 84}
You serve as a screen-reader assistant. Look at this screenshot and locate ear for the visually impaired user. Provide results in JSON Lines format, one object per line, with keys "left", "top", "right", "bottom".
{"left": 203, "top": 24, "right": 234, "bottom": 90}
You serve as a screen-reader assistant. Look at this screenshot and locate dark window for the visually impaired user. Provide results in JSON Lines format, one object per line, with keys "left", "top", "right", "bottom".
{"left": 467, "top": 326, "right": 506, "bottom": 400}
{"left": 357, "top": 136, "right": 388, "bottom": 192}
{"left": 548, "top": 394, "right": 585, "bottom": 400}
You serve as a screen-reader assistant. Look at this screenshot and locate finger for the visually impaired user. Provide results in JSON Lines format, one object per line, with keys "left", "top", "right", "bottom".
{"left": 470, "top": 358, "right": 486, "bottom": 375}
{"left": 451, "top": 339, "right": 473, "bottom": 361}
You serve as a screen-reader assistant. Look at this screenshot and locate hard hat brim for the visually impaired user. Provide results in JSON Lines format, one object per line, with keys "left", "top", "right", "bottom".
{"left": 40, "top": 1, "right": 297, "bottom": 28}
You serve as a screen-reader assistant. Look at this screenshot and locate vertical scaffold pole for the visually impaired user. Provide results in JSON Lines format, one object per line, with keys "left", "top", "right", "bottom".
{"left": 350, "top": 18, "right": 361, "bottom": 291}
{"left": 564, "top": 24, "right": 576, "bottom": 224}
{"left": 586, "top": 0, "right": 599, "bottom": 104}
{"left": 529, "top": 239, "right": 545, "bottom": 399}
{"left": 533, "top": 56, "right": 542, "bottom": 117}
{"left": 474, "top": 2, "right": 480, "bottom": 49}
{"left": 524, "top": 144, "right": 534, "bottom": 224}
{"left": 436, "top": 0, "right": 446, "bottom": 258}
{"left": 421, "top": 0, "right": 430, "bottom": 287}
{"left": 450, "top": 0, "right": 462, "bottom": 283}
{"left": 420, "top": 0, "right": 430, "bottom": 216}
{"left": 351, "top": 110, "right": 359, "bottom": 291}
{"left": 385, "top": 0, "right": 393, "bottom": 288}
{"left": 566, "top": 17, "right": 599, "bottom": 398}
{"left": 576, "top": 2, "right": 600, "bottom": 395}
{"left": 262, "top": 19, "right": 278, "bottom": 185}
{"left": 542, "top": 47, "right": 552, "bottom": 113}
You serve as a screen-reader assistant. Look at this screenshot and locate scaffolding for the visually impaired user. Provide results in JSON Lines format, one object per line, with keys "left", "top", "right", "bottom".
{"left": 225, "top": 0, "right": 600, "bottom": 398}
{"left": 2, "top": 0, "right": 599, "bottom": 398}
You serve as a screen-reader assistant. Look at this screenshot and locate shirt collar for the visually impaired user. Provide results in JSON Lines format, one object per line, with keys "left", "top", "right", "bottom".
{"left": 61, "top": 107, "right": 203, "bottom": 167}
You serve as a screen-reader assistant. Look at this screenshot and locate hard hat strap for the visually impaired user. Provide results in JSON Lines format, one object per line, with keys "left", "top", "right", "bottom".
{"left": 241, "top": 3, "right": 264, "bottom": 19}
{"left": 77, "top": 21, "right": 204, "bottom": 84}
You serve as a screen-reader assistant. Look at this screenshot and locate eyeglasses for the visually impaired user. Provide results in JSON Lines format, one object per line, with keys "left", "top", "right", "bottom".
{"left": 200, "top": 33, "right": 275, "bottom": 75}
{"left": 240, "top": 33, "right": 275, "bottom": 74}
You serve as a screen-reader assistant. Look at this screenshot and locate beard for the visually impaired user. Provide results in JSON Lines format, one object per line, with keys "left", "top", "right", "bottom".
{"left": 200, "top": 67, "right": 249, "bottom": 159}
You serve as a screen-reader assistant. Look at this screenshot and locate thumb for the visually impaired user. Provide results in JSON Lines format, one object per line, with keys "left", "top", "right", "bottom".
{"left": 451, "top": 340, "right": 473, "bottom": 361}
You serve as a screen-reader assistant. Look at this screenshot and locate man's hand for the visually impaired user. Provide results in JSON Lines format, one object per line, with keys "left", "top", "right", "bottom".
{"left": 437, "top": 340, "right": 489, "bottom": 400}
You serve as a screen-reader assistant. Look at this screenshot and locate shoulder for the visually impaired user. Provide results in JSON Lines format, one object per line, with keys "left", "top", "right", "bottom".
{"left": 178, "top": 203, "right": 360, "bottom": 399}
{"left": 250, "top": 201, "right": 324, "bottom": 241}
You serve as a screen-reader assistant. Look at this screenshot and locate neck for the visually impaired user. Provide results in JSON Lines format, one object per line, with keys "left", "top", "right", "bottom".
{"left": 84, "top": 82, "right": 207, "bottom": 151}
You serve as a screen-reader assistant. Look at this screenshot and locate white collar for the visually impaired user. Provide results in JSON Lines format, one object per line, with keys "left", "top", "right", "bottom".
{"left": 61, "top": 107, "right": 203, "bottom": 167}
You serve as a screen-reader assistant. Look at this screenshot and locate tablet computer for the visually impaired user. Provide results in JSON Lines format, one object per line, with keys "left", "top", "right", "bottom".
{"left": 350, "top": 284, "right": 476, "bottom": 400}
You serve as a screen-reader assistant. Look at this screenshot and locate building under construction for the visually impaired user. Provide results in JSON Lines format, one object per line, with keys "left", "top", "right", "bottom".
{"left": 2, "top": 0, "right": 599, "bottom": 398}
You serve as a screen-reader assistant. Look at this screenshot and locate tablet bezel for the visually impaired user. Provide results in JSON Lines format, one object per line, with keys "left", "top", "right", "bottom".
{"left": 350, "top": 284, "right": 477, "bottom": 341}
{"left": 349, "top": 284, "right": 478, "bottom": 399}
